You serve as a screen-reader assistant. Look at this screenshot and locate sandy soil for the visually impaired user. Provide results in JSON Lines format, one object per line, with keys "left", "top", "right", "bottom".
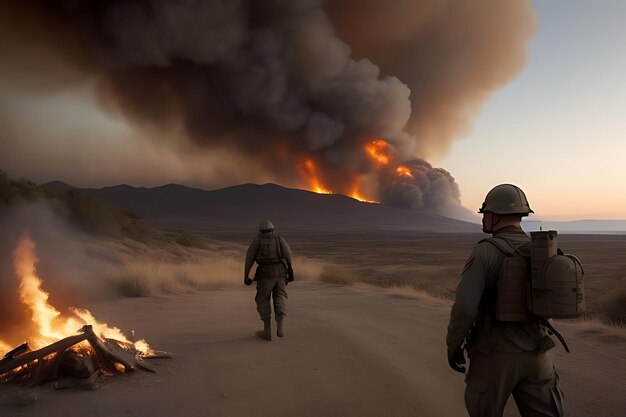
{"left": 1, "top": 282, "right": 625, "bottom": 417}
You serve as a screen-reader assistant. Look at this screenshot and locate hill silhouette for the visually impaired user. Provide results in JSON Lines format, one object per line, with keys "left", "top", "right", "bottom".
{"left": 74, "top": 182, "right": 480, "bottom": 234}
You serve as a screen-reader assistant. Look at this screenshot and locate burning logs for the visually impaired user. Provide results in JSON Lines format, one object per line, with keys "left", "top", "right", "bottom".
{"left": 0, "top": 325, "right": 171, "bottom": 388}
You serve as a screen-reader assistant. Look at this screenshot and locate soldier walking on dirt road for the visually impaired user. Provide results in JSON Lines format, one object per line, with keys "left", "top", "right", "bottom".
{"left": 244, "top": 220, "right": 294, "bottom": 341}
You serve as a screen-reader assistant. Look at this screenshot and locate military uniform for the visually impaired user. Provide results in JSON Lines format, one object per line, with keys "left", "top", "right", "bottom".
{"left": 244, "top": 223, "right": 293, "bottom": 340}
{"left": 447, "top": 226, "right": 564, "bottom": 417}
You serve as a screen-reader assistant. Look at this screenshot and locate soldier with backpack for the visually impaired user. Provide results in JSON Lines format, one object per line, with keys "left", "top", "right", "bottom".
{"left": 446, "top": 184, "right": 583, "bottom": 417}
{"left": 244, "top": 220, "right": 294, "bottom": 341}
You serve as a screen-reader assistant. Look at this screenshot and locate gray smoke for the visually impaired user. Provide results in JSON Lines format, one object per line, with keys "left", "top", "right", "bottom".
{"left": 0, "top": 0, "right": 535, "bottom": 213}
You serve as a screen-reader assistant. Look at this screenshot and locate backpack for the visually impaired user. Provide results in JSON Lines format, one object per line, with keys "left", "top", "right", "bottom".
{"left": 256, "top": 234, "right": 283, "bottom": 266}
{"left": 482, "top": 231, "right": 585, "bottom": 351}
{"left": 255, "top": 235, "right": 292, "bottom": 282}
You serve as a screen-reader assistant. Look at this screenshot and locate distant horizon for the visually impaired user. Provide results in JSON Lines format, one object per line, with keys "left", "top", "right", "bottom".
{"left": 37, "top": 177, "right": 626, "bottom": 225}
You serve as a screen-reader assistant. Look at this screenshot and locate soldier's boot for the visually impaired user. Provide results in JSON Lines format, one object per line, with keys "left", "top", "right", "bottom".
{"left": 276, "top": 318, "right": 284, "bottom": 337}
{"left": 255, "top": 320, "right": 271, "bottom": 341}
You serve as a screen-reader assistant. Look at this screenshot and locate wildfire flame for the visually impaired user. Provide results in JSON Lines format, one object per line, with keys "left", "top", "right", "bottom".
{"left": 0, "top": 232, "right": 151, "bottom": 356}
{"left": 297, "top": 138, "right": 411, "bottom": 203}
{"left": 301, "top": 159, "right": 333, "bottom": 194}
{"left": 396, "top": 165, "right": 415, "bottom": 179}
{"left": 364, "top": 139, "right": 391, "bottom": 166}
{"left": 350, "top": 189, "right": 379, "bottom": 204}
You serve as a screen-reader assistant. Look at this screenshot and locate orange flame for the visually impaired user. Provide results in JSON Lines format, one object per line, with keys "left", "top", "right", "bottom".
{"left": 0, "top": 341, "right": 10, "bottom": 356}
{"left": 396, "top": 165, "right": 414, "bottom": 179}
{"left": 301, "top": 159, "right": 333, "bottom": 194}
{"left": 0, "top": 232, "right": 151, "bottom": 356}
{"left": 364, "top": 139, "right": 391, "bottom": 166}
{"left": 350, "top": 189, "right": 379, "bottom": 204}
{"left": 297, "top": 156, "right": 382, "bottom": 203}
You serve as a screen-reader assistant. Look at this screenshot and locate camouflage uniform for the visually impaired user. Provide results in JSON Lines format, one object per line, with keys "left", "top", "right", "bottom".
{"left": 447, "top": 226, "right": 564, "bottom": 417}
{"left": 244, "top": 232, "right": 293, "bottom": 322}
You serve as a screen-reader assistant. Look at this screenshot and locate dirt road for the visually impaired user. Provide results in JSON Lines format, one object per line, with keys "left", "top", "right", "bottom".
{"left": 1, "top": 282, "right": 624, "bottom": 417}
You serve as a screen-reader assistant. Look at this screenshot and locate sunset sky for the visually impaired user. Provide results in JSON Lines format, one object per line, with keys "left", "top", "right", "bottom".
{"left": 0, "top": 1, "right": 624, "bottom": 221}
{"left": 439, "top": 0, "right": 626, "bottom": 220}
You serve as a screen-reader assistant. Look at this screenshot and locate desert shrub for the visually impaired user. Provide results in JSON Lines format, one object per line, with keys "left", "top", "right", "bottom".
{"left": 0, "top": 171, "right": 51, "bottom": 204}
{"left": 318, "top": 265, "right": 358, "bottom": 285}
{"left": 0, "top": 170, "right": 158, "bottom": 241}
{"left": 603, "top": 286, "right": 626, "bottom": 324}
{"left": 110, "top": 255, "right": 241, "bottom": 297}
{"left": 64, "top": 189, "right": 123, "bottom": 236}
{"left": 111, "top": 261, "right": 189, "bottom": 297}
{"left": 290, "top": 257, "right": 324, "bottom": 281}
{"left": 174, "top": 232, "right": 204, "bottom": 248}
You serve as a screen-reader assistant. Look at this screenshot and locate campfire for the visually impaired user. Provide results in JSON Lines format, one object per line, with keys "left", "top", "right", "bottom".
{"left": 0, "top": 233, "right": 171, "bottom": 389}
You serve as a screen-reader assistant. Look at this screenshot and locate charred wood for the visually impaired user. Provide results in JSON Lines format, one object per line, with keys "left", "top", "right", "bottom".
{"left": 1, "top": 324, "right": 167, "bottom": 386}
{"left": 2, "top": 342, "right": 30, "bottom": 360}
{"left": 0, "top": 333, "right": 90, "bottom": 376}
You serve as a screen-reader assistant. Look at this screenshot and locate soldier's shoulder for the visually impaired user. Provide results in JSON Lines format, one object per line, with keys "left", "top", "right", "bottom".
{"left": 472, "top": 238, "right": 504, "bottom": 258}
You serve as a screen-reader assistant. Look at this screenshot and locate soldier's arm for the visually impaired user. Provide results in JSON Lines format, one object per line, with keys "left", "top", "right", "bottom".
{"left": 279, "top": 237, "right": 293, "bottom": 267}
{"left": 446, "top": 242, "right": 495, "bottom": 352}
{"left": 244, "top": 237, "right": 260, "bottom": 278}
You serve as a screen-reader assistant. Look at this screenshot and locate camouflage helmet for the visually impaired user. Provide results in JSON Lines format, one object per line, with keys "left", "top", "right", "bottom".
{"left": 259, "top": 220, "right": 275, "bottom": 232}
{"left": 479, "top": 184, "right": 534, "bottom": 216}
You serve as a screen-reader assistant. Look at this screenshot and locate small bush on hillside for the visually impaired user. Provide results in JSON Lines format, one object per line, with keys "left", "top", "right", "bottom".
{"left": 0, "top": 170, "right": 159, "bottom": 241}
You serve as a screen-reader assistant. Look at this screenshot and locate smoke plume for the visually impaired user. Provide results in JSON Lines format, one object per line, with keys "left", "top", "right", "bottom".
{"left": 0, "top": 0, "right": 535, "bottom": 213}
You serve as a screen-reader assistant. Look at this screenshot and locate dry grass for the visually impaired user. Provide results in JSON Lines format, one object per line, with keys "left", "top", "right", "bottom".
{"left": 110, "top": 258, "right": 240, "bottom": 296}
{"left": 602, "top": 287, "right": 626, "bottom": 324}
{"left": 383, "top": 283, "right": 448, "bottom": 304}
{"left": 291, "top": 257, "right": 325, "bottom": 282}
{"left": 566, "top": 316, "right": 626, "bottom": 345}
{"left": 317, "top": 265, "right": 359, "bottom": 285}
{"left": 107, "top": 244, "right": 345, "bottom": 296}
{"left": 107, "top": 241, "right": 243, "bottom": 296}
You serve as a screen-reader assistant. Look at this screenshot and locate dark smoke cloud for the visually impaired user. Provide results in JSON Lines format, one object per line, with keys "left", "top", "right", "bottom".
{"left": 380, "top": 159, "right": 460, "bottom": 211}
{"left": 0, "top": 0, "right": 535, "bottom": 214}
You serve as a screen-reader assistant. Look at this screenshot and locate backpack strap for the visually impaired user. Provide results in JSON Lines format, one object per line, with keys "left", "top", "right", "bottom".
{"left": 276, "top": 235, "right": 282, "bottom": 260}
{"left": 479, "top": 236, "right": 524, "bottom": 257}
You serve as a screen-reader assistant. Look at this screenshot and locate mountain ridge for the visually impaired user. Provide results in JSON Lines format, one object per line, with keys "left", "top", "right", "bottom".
{"left": 40, "top": 181, "right": 626, "bottom": 234}
{"left": 62, "top": 182, "right": 480, "bottom": 234}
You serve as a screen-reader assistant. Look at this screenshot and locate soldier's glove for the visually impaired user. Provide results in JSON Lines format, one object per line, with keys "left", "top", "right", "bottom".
{"left": 447, "top": 348, "right": 466, "bottom": 374}
{"left": 244, "top": 277, "right": 253, "bottom": 286}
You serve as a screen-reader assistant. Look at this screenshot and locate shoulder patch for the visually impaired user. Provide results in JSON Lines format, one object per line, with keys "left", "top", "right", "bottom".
{"left": 462, "top": 255, "right": 475, "bottom": 273}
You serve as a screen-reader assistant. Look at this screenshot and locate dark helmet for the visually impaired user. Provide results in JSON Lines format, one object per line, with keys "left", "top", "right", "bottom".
{"left": 478, "top": 184, "right": 533, "bottom": 216}
{"left": 259, "top": 220, "right": 275, "bottom": 232}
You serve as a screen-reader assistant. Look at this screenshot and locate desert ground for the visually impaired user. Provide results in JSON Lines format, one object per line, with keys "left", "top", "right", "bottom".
{"left": 1, "top": 231, "right": 625, "bottom": 417}
{"left": 211, "top": 231, "right": 626, "bottom": 320}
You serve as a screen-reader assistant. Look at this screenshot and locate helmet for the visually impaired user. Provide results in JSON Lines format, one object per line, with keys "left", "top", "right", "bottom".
{"left": 259, "top": 220, "right": 275, "bottom": 232}
{"left": 478, "top": 184, "right": 533, "bottom": 216}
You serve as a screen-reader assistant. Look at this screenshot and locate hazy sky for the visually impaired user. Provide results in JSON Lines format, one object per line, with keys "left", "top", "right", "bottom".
{"left": 1, "top": 1, "right": 624, "bottom": 221}
{"left": 439, "top": 0, "right": 626, "bottom": 220}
